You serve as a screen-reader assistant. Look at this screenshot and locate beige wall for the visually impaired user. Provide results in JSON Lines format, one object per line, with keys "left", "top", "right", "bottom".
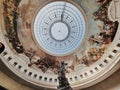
{"left": 0, "top": 70, "right": 33, "bottom": 90}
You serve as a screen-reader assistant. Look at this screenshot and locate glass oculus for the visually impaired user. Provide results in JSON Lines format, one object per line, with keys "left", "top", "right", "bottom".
{"left": 33, "top": 1, "right": 87, "bottom": 56}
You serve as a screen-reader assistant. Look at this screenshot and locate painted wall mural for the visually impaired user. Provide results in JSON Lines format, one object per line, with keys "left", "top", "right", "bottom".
{"left": 2, "top": 0, "right": 119, "bottom": 74}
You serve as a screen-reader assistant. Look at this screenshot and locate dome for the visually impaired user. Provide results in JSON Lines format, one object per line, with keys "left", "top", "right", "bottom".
{"left": 0, "top": 0, "right": 120, "bottom": 90}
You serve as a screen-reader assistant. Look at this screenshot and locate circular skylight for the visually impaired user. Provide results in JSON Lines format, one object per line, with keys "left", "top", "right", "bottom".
{"left": 33, "top": 1, "right": 86, "bottom": 56}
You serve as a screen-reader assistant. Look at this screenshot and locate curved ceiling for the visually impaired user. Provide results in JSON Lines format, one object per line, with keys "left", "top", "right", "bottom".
{"left": 0, "top": 0, "right": 120, "bottom": 90}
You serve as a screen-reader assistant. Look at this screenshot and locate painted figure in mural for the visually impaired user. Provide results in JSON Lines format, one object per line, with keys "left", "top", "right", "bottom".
{"left": 0, "top": 42, "right": 5, "bottom": 54}
{"left": 57, "top": 61, "right": 72, "bottom": 90}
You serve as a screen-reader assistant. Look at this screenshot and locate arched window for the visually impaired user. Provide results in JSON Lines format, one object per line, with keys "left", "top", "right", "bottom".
{"left": 0, "top": 42, "right": 5, "bottom": 53}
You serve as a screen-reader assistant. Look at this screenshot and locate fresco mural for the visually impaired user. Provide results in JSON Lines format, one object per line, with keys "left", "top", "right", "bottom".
{"left": 3, "top": 0, "right": 24, "bottom": 53}
{"left": 2, "top": 0, "right": 119, "bottom": 74}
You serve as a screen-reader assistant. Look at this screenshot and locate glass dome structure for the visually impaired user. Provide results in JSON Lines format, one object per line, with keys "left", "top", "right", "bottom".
{"left": 33, "top": 1, "right": 86, "bottom": 56}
